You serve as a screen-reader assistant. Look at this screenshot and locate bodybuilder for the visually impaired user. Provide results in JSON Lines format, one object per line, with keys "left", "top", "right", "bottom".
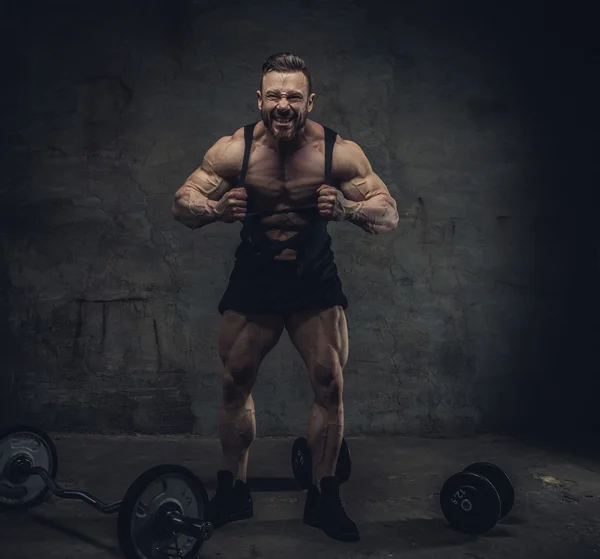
{"left": 172, "top": 53, "right": 399, "bottom": 542}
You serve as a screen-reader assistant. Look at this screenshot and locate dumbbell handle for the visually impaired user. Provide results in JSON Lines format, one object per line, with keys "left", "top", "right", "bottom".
{"left": 167, "top": 512, "right": 214, "bottom": 541}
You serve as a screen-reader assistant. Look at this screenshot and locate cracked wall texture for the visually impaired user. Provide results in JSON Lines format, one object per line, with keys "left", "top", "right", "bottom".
{"left": 1, "top": 0, "right": 598, "bottom": 436}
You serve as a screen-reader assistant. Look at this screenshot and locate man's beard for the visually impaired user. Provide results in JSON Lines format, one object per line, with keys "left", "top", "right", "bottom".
{"left": 262, "top": 108, "right": 305, "bottom": 142}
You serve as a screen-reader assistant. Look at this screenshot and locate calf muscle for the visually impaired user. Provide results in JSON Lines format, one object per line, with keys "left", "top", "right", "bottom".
{"left": 286, "top": 306, "right": 348, "bottom": 483}
{"left": 217, "top": 311, "right": 284, "bottom": 480}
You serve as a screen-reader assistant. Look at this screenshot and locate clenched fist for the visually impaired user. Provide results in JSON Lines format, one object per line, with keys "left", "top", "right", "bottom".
{"left": 317, "top": 185, "right": 350, "bottom": 221}
{"left": 214, "top": 187, "right": 248, "bottom": 222}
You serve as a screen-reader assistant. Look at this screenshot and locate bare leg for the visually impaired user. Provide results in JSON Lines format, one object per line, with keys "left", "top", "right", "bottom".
{"left": 286, "top": 306, "right": 348, "bottom": 483}
{"left": 218, "top": 311, "right": 284, "bottom": 481}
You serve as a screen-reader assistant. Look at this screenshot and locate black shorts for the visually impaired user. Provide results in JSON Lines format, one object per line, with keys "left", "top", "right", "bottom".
{"left": 218, "top": 259, "right": 348, "bottom": 316}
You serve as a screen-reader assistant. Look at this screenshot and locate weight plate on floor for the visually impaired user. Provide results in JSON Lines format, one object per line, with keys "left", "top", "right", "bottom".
{"left": 118, "top": 464, "right": 209, "bottom": 559}
{"left": 291, "top": 437, "right": 312, "bottom": 489}
{"left": 440, "top": 471, "right": 501, "bottom": 535}
{"left": 463, "top": 462, "right": 515, "bottom": 519}
{"left": 335, "top": 438, "right": 352, "bottom": 484}
{"left": 0, "top": 425, "right": 58, "bottom": 510}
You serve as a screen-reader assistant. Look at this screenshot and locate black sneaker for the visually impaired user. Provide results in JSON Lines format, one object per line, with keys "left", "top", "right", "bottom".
{"left": 303, "top": 476, "right": 360, "bottom": 542}
{"left": 206, "top": 470, "right": 253, "bottom": 529}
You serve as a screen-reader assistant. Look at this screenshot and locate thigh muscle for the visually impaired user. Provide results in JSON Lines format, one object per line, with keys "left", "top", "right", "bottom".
{"left": 219, "top": 311, "right": 285, "bottom": 392}
{"left": 285, "top": 306, "right": 348, "bottom": 394}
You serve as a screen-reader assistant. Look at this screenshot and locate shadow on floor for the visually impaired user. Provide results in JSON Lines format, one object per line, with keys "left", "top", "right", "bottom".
{"left": 20, "top": 512, "right": 501, "bottom": 553}
{"left": 29, "top": 513, "right": 121, "bottom": 556}
{"left": 245, "top": 477, "right": 302, "bottom": 492}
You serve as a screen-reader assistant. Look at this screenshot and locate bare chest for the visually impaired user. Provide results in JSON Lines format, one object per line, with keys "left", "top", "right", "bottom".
{"left": 242, "top": 144, "right": 328, "bottom": 210}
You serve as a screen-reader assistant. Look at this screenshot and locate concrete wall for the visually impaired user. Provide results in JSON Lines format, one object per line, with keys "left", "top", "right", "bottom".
{"left": 1, "top": 0, "right": 597, "bottom": 437}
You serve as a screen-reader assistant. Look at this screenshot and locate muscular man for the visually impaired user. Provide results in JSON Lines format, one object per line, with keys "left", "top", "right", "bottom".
{"left": 172, "top": 53, "right": 399, "bottom": 542}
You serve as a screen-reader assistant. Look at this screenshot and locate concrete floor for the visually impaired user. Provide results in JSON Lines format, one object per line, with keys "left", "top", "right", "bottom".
{"left": 1, "top": 434, "right": 600, "bottom": 559}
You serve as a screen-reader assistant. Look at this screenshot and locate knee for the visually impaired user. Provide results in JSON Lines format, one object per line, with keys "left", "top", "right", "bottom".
{"left": 222, "top": 359, "right": 256, "bottom": 407}
{"left": 311, "top": 362, "right": 344, "bottom": 409}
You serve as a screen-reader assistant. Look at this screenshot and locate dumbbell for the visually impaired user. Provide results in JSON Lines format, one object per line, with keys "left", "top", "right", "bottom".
{"left": 291, "top": 437, "right": 352, "bottom": 489}
{"left": 439, "top": 462, "right": 515, "bottom": 535}
{"left": 0, "top": 425, "right": 214, "bottom": 559}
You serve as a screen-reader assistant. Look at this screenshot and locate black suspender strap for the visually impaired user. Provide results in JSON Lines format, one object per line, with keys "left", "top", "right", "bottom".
{"left": 323, "top": 126, "right": 337, "bottom": 186}
{"left": 239, "top": 122, "right": 258, "bottom": 185}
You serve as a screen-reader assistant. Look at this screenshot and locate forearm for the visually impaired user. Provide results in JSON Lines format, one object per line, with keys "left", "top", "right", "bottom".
{"left": 344, "top": 195, "right": 399, "bottom": 234}
{"left": 172, "top": 188, "right": 219, "bottom": 229}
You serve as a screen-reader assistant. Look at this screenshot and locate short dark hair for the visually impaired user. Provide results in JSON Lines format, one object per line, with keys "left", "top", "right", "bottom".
{"left": 260, "top": 52, "right": 312, "bottom": 93}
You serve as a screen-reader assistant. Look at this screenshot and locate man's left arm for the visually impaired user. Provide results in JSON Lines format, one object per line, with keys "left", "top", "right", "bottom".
{"left": 326, "top": 140, "right": 399, "bottom": 234}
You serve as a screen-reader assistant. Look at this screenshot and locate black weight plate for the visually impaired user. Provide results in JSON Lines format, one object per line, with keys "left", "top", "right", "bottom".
{"left": 440, "top": 471, "right": 501, "bottom": 535}
{"left": 0, "top": 425, "right": 58, "bottom": 511}
{"left": 335, "top": 438, "right": 352, "bottom": 484}
{"left": 291, "top": 437, "right": 312, "bottom": 489}
{"left": 118, "top": 464, "right": 209, "bottom": 559}
{"left": 463, "top": 462, "right": 515, "bottom": 519}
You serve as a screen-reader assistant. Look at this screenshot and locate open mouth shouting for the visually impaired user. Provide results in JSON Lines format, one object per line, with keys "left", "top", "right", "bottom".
{"left": 273, "top": 113, "right": 295, "bottom": 126}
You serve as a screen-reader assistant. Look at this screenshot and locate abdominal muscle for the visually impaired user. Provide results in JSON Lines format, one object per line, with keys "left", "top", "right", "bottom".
{"left": 256, "top": 208, "right": 313, "bottom": 260}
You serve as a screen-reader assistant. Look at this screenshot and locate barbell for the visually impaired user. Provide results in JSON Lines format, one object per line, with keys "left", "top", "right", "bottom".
{"left": 0, "top": 425, "right": 213, "bottom": 559}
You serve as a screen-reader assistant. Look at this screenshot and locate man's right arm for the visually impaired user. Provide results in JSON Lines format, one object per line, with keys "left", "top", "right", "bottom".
{"left": 172, "top": 135, "right": 243, "bottom": 229}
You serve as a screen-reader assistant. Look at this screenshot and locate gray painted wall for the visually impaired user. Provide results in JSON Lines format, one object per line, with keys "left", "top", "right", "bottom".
{"left": 2, "top": 0, "right": 597, "bottom": 437}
